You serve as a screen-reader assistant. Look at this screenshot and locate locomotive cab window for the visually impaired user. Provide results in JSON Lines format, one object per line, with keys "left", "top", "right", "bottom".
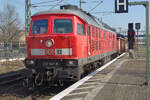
{"left": 31, "top": 19, "right": 48, "bottom": 34}
{"left": 77, "top": 23, "right": 84, "bottom": 35}
{"left": 54, "top": 19, "right": 72, "bottom": 33}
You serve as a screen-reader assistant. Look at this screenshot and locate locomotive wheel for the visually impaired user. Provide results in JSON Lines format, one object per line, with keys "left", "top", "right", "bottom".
{"left": 35, "top": 72, "right": 44, "bottom": 86}
{"left": 81, "top": 73, "right": 87, "bottom": 79}
{"left": 57, "top": 80, "right": 64, "bottom": 87}
{"left": 93, "top": 63, "right": 97, "bottom": 70}
{"left": 23, "top": 78, "right": 28, "bottom": 88}
{"left": 23, "top": 77, "right": 35, "bottom": 90}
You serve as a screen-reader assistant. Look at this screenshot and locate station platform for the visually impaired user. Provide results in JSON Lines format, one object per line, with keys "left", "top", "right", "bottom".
{"left": 84, "top": 53, "right": 149, "bottom": 100}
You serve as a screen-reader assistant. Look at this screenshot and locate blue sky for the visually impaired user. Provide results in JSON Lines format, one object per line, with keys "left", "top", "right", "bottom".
{"left": 0, "top": 0, "right": 149, "bottom": 34}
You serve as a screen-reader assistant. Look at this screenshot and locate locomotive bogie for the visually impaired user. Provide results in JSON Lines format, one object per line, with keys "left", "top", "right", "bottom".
{"left": 25, "top": 60, "right": 83, "bottom": 82}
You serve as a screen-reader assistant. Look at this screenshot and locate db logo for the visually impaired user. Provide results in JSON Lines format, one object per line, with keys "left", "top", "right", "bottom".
{"left": 45, "top": 49, "right": 53, "bottom": 55}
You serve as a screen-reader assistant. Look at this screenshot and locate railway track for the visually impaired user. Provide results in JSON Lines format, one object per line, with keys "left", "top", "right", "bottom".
{"left": 0, "top": 69, "right": 28, "bottom": 99}
{"left": 0, "top": 69, "right": 26, "bottom": 86}
{"left": 0, "top": 53, "right": 125, "bottom": 100}
{"left": 0, "top": 67, "right": 72, "bottom": 100}
{"left": 20, "top": 81, "right": 74, "bottom": 100}
{"left": 20, "top": 53, "right": 126, "bottom": 100}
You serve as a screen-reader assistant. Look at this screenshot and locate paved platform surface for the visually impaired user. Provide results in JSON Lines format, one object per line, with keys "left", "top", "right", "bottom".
{"left": 84, "top": 53, "right": 149, "bottom": 100}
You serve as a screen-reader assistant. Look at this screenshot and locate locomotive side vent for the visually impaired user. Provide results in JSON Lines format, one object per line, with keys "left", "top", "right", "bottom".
{"left": 60, "top": 5, "right": 80, "bottom": 10}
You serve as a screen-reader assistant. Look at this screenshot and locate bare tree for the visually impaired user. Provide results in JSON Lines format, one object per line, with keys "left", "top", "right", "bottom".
{"left": 0, "top": 4, "right": 22, "bottom": 43}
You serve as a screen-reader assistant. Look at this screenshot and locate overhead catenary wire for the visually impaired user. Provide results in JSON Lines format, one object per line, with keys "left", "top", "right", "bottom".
{"left": 31, "top": 4, "right": 59, "bottom": 8}
{"left": 32, "top": 0, "right": 64, "bottom": 9}
{"left": 88, "top": 0, "right": 103, "bottom": 13}
{"left": 32, "top": 0, "right": 59, "bottom": 5}
{"left": 31, "top": 0, "right": 102, "bottom": 9}
{"left": 50, "top": 0, "right": 65, "bottom": 10}
{"left": 31, "top": 0, "right": 62, "bottom": 8}
{"left": 91, "top": 11, "right": 115, "bottom": 16}
{"left": 91, "top": 11, "right": 115, "bottom": 14}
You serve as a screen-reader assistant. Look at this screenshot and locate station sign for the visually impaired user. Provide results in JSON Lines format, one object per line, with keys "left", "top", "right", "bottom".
{"left": 115, "top": 0, "right": 128, "bottom": 13}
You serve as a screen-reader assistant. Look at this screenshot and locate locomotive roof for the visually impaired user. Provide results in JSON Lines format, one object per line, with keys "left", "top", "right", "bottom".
{"left": 34, "top": 9, "right": 116, "bottom": 33}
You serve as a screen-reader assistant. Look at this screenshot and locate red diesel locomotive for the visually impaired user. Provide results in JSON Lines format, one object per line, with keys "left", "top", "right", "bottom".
{"left": 24, "top": 5, "right": 125, "bottom": 87}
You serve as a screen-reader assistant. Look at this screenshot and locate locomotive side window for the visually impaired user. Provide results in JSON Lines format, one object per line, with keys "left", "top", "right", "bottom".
{"left": 31, "top": 19, "right": 48, "bottom": 34}
{"left": 110, "top": 33, "right": 112, "bottom": 39}
{"left": 87, "top": 26, "right": 90, "bottom": 36}
{"left": 99, "top": 29, "right": 101, "bottom": 38}
{"left": 96, "top": 28, "right": 98, "bottom": 38}
{"left": 113, "top": 34, "right": 115, "bottom": 39}
{"left": 54, "top": 19, "right": 72, "bottom": 33}
{"left": 109, "top": 33, "right": 111, "bottom": 39}
{"left": 77, "top": 23, "right": 84, "bottom": 35}
{"left": 104, "top": 32, "right": 105, "bottom": 38}
{"left": 92, "top": 27, "right": 95, "bottom": 37}
{"left": 99, "top": 40, "right": 101, "bottom": 49}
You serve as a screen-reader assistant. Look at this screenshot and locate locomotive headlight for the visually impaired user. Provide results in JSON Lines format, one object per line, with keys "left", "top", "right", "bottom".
{"left": 68, "top": 61, "right": 74, "bottom": 65}
{"left": 46, "top": 39, "right": 53, "bottom": 47}
{"left": 25, "top": 59, "right": 35, "bottom": 66}
{"left": 66, "top": 60, "right": 78, "bottom": 66}
{"left": 30, "top": 60, "right": 34, "bottom": 64}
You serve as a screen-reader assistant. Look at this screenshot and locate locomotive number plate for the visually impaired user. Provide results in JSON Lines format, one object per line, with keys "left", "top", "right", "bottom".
{"left": 45, "top": 49, "right": 54, "bottom": 55}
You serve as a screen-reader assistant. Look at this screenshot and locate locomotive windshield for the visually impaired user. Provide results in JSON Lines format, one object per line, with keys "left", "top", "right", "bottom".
{"left": 54, "top": 19, "right": 72, "bottom": 33}
{"left": 31, "top": 19, "right": 48, "bottom": 34}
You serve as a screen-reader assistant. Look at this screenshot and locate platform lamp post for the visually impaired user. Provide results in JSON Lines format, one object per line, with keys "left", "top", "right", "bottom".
{"left": 129, "top": 1, "right": 149, "bottom": 85}
{"left": 25, "top": 0, "right": 31, "bottom": 56}
{"left": 25, "top": 0, "right": 31, "bottom": 39}
{"left": 79, "top": 0, "right": 87, "bottom": 9}
{"left": 79, "top": 0, "right": 81, "bottom": 9}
